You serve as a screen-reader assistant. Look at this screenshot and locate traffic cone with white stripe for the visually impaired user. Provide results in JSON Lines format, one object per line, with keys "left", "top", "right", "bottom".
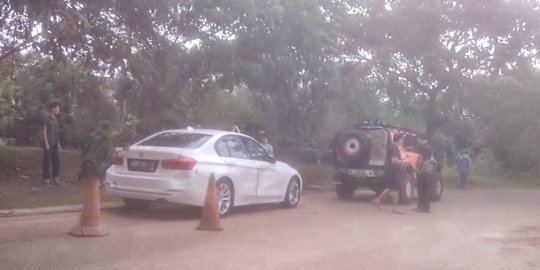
{"left": 68, "top": 180, "right": 110, "bottom": 237}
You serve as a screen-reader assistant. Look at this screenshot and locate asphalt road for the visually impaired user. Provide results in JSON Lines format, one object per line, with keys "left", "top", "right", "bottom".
{"left": 1, "top": 188, "right": 539, "bottom": 270}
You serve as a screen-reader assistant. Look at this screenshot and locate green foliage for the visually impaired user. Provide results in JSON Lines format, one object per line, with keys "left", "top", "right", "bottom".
{"left": 1, "top": 0, "right": 540, "bottom": 178}
{"left": 78, "top": 121, "right": 114, "bottom": 181}
{"left": 469, "top": 69, "right": 540, "bottom": 175}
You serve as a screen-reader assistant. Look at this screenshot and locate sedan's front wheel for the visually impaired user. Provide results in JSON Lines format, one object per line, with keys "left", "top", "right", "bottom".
{"left": 282, "top": 177, "right": 301, "bottom": 208}
{"left": 216, "top": 179, "right": 234, "bottom": 217}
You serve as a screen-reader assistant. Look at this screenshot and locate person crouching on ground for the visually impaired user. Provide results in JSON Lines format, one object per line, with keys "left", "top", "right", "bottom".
{"left": 415, "top": 144, "right": 437, "bottom": 213}
{"left": 372, "top": 133, "right": 409, "bottom": 214}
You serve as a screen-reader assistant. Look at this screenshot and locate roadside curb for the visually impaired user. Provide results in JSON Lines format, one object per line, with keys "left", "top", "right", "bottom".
{"left": 0, "top": 201, "right": 123, "bottom": 218}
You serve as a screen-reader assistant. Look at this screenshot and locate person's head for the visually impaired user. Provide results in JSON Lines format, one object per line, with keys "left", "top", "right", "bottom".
{"left": 417, "top": 134, "right": 428, "bottom": 145}
{"left": 47, "top": 101, "right": 61, "bottom": 116}
{"left": 420, "top": 144, "right": 433, "bottom": 159}
{"left": 393, "top": 133, "right": 404, "bottom": 145}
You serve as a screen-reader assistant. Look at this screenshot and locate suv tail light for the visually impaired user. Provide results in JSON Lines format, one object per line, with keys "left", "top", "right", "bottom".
{"left": 113, "top": 156, "right": 124, "bottom": 166}
{"left": 161, "top": 156, "right": 197, "bottom": 170}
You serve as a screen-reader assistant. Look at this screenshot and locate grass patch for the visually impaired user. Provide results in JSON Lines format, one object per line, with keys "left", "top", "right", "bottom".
{"left": 443, "top": 169, "right": 540, "bottom": 189}
{"left": 1, "top": 146, "right": 538, "bottom": 210}
{"left": 293, "top": 162, "right": 540, "bottom": 190}
{"left": 294, "top": 163, "right": 334, "bottom": 187}
{"left": 0, "top": 146, "right": 118, "bottom": 210}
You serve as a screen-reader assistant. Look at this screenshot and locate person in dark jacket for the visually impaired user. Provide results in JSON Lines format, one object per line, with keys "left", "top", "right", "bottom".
{"left": 42, "top": 101, "right": 62, "bottom": 186}
{"left": 415, "top": 144, "right": 437, "bottom": 213}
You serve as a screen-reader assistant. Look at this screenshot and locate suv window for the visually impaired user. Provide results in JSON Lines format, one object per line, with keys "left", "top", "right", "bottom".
{"left": 244, "top": 137, "right": 270, "bottom": 162}
{"left": 403, "top": 134, "right": 419, "bottom": 152}
{"left": 138, "top": 132, "right": 211, "bottom": 148}
{"left": 223, "top": 135, "right": 249, "bottom": 159}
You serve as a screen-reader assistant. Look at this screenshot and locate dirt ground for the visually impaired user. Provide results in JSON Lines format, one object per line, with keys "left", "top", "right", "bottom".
{"left": 1, "top": 188, "right": 539, "bottom": 270}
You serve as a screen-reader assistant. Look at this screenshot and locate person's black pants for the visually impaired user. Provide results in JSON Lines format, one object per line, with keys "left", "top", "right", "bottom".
{"left": 42, "top": 145, "right": 60, "bottom": 182}
{"left": 416, "top": 174, "right": 432, "bottom": 211}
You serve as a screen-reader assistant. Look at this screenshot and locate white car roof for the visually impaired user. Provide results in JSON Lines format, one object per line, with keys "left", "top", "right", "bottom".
{"left": 160, "top": 128, "right": 243, "bottom": 137}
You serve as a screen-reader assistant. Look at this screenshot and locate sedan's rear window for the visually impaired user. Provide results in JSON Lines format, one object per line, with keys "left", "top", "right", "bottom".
{"left": 138, "top": 132, "right": 211, "bottom": 148}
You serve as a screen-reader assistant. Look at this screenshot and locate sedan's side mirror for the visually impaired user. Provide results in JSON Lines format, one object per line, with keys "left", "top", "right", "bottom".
{"left": 268, "top": 155, "right": 276, "bottom": 164}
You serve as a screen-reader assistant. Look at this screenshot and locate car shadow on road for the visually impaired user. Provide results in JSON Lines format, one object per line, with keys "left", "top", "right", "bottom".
{"left": 228, "top": 203, "right": 286, "bottom": 217}
{"left": 333, "top": 189, "right": 378, "bottom": 203}
{"left": 107, "top": 203, "right": 289, "bottom": 221}
{"left": 107, "top": 204, "right": 202, "bottom": 221}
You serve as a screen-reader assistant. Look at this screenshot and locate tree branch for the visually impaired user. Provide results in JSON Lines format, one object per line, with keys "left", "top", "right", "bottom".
{"left": 0, "top": 40, "right": 34, "bottom": 63}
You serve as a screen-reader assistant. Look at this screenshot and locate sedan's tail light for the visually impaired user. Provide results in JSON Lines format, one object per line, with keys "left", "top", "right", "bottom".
{"left": 161, "top": 156, "right": 197, "bottom": 170}
{"left": 113, "top": 156, "right": 124, "bottom": 166}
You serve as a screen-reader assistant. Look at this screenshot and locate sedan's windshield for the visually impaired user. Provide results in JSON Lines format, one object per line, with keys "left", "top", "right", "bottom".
{"left": 137, "top": 132, "right": 211, "bottom": 148}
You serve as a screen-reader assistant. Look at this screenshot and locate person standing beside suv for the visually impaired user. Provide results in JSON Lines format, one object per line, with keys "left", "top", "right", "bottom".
{"left": 372, "top": 133, "right": 409, "bottom": 214}
{"left": 415, "top": 144, "right": 437, "bottom": 213}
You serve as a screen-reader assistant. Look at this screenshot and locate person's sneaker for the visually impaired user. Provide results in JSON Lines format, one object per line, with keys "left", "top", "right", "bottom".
{"left": 53, "top": 178, "right": 66, "bottom": 186}
{"left": 371, "top": 199, "right": 382, "bottom": 210}
{"left": 44, "top": 179, "right": 52, "bottom": 187}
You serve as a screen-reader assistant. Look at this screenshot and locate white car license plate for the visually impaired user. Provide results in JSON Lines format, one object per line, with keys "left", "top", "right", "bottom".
{"left": 128, "top": 159, "right": 157, "bottom": 172}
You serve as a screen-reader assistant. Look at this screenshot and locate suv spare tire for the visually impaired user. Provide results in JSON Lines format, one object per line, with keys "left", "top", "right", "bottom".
{"left": 337, "top": 131, "right": 371, "bottom": 166}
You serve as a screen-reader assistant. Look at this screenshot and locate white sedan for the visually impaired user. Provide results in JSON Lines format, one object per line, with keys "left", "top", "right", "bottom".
{"left": 104, "top": 128, "right": 302, "bottom": 216}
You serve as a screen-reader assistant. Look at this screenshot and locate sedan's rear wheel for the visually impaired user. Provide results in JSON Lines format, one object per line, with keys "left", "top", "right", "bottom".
{"left": 282, "top": 177, "right": 301, "bottom": 208}
{"left": 216, "top": 179, "right": 234, "bottom": 217}
{"left": 123, "top": 198, "right": 151, "bottom": 210}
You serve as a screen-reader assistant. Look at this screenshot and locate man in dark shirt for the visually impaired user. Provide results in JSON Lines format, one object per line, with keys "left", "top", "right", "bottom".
{"left": 42, "top": 102, "right": 62, "bottom": 186}
{"left": 372, "top": 133, "right": 409, "bottom": 214}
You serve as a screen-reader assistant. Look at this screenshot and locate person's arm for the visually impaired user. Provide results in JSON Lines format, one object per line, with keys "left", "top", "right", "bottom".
{"left": 390, "top": 146, "right": 408, "bottom": 165}
{"left": 415, "top": 156, "right": 422, "bottom": 174}
{"left": 391, "top": 156, "right": 408, "bottom": 165}
{"left": 42, "top": 124, "right": 50, "bottom": 151}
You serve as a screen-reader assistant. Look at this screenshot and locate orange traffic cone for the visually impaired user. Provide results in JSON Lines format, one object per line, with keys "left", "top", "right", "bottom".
{"left": 196, "top": 173, "right": 223, "bottom": 231}
{"left": 68, "top": 180, "right": 110, "bottom": 237}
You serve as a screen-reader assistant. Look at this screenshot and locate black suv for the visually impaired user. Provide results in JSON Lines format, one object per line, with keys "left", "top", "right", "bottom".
{"left": 331, "top": 120, "right": 443, "bottom": 204}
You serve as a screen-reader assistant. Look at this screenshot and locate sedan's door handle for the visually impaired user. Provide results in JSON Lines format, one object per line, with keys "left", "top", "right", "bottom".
{"left": 227, "top": 162, "right": 237, "bottom": 167}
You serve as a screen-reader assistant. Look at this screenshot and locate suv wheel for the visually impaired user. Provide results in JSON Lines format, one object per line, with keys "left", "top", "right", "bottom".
{"left": 337, "top": 131, "right": 371, "bottom": 166}
{"left": 399, "top": 173, "right": 414, "bottom": 204}
{"left": 336, "top": 182, "right": 355, "bottom": 200}
{"left": 431, "top": 172, "right": 443, "bottom": 201}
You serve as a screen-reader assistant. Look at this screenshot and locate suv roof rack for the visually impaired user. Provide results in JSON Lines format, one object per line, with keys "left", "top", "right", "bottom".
{"left": 353, "top": 120, "right": 421, "bottom": 135}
